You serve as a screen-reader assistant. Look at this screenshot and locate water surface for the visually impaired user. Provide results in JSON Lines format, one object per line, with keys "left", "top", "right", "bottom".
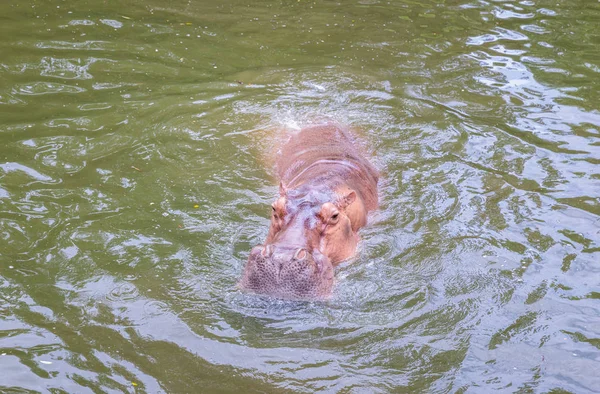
{"left": 1, "top": 0, "right": 599, "bottom": 392}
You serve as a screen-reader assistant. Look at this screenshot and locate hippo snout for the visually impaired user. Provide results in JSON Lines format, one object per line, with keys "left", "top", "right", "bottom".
{"left": 239, "top": 244, "right": 334, "bottom": 300}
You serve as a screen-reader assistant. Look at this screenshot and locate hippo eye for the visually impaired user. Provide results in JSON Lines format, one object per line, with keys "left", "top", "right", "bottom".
{"left": 331, "top": 213, "right": 339, "bottom": 222}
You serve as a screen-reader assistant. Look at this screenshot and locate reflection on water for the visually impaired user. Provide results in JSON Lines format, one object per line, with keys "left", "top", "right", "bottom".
{"left": 1, "top": 0, "right": 599, "bottom": 392}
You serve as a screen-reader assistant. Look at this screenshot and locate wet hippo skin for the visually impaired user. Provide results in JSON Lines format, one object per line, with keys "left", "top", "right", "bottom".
{"left": 239, "top": 123, "right": 379, "bottom": 300}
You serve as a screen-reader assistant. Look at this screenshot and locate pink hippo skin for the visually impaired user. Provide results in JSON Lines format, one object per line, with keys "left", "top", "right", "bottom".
{"left": 239, "top": 123, "right": 379, "bottom": 300}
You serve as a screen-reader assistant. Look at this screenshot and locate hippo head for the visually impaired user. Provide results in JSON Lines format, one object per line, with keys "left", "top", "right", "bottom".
{"left": 239, "top": 183, "right": 359, "bottom": 300}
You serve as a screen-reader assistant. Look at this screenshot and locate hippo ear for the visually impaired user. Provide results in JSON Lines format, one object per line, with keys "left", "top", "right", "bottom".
{"left": 337, "top": 191, "right": 356, "bottom": 210}
{"left": 279, "top": 181, "right": 287, "bottom": 197}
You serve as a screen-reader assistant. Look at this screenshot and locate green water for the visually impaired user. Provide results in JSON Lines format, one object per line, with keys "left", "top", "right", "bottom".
{"left": 1, "top": 0, "right": 599, "bottom": 392}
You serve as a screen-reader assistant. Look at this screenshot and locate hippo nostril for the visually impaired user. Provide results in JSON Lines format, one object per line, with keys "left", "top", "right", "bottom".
{"left": 261, "top": 244, "right": 274, "bottom": 258}
{"left": 294, "top": 248, "right": 307, "bottom": 261}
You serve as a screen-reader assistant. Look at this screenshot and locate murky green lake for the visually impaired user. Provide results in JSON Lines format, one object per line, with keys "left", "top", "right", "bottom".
{"left": 1, "top": 0, "right": 599, "bottom": 392}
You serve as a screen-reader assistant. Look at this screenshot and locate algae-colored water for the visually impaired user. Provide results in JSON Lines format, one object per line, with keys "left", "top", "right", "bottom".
{"left": 1, "top": 0, "right": 599, "bottom": 392}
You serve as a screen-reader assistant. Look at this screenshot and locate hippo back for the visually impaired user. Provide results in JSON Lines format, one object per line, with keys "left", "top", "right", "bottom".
{"left": 277, "top": 123, "right": 379, "bottom": 211}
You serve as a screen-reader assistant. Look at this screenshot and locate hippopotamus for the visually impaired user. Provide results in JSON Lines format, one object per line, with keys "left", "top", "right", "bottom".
{"left": 239, "top": 123, "right": 379, "bottom": 299}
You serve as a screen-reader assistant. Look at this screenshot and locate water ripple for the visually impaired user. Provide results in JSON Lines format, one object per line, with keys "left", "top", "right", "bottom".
{"left": 0, "top": 0, "right": 599, "bottom": 392}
